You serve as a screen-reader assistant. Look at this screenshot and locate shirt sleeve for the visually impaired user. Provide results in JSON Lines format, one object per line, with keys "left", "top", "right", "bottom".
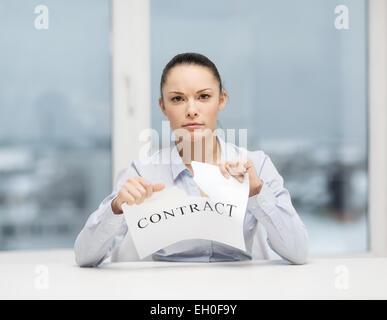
{"left": 73, "top": 164, "right": 139, "bottom": 267}
{"left": 246, "top": 152, "right": 310, "bottom": 265}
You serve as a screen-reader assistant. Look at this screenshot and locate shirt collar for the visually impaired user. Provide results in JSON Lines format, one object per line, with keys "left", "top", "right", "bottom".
{"left": 169, "top": 135, "right": 231, "bottom": 181}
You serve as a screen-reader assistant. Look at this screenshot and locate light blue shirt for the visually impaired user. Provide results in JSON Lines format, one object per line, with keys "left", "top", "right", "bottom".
{"left": 74, "top": 135, "right": 309, "bottom": 267}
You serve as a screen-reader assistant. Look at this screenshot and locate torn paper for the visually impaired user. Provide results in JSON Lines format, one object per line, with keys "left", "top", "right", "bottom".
{"left": 122, "top": 161, "right": 250, "bottom": 259}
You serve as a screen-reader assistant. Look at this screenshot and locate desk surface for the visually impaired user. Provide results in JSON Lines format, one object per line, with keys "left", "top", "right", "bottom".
{"left": 0, "top": 249, "right": 386, "bottom": 299}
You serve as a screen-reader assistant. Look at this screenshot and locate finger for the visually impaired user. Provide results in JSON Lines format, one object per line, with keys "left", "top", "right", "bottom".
{"left": 125, "top": 183, "right": 143, "bottom": 204}
{"left": 135, "top": 177, "right": 152, "bottom": 199}
{"left": 234, "top": 159, "right": 246, "bottom": 173}
{"left": 219, "top": 162, "right": 230, "bottom": 178}
{"left": 131, "top": 178, "right": 147, "bottom": 196}
{"left": 225, "top": 162, "right": 240, "bottom": 177}
{"left": 120, "top": 189, "right": 136, "bottom": 206}
{"left": 198, "top": 187, "right": 208, "bottom": 197}
{"left": 228, "top": 162, "right": 244, "bottom": 176}
{"left": 136, "top": 176, "right": 153, "bottom": 198}
{"left": 152, "top": 183, "right": 165, "bottom": 192}
{"left": 226, "top": 160, "right": 245, "bottom": 183}
{"left": 225, "top": 162, "right": 232, "bottom": 174}
{"left": 237, "top": 161, "right": 246, "bottom": 174}
{"left": 130, "top": 179, "right": 148, "bottom": 203}
{"left": 243, "top": 158, "right": 252, "bottom": 171}
{"left": 235, "top": 174, "right": 244, "bottom": 183}
{"left": 229, "top": 160, "right": 238, "bottom": 168}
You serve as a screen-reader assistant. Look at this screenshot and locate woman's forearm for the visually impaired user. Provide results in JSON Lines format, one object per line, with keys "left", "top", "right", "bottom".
{"left": 74, "top": 196, "right": 127, "bottom": 267}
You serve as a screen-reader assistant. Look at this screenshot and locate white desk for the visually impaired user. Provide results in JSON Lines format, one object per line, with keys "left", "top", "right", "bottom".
{"left": 0, "top": 249, "right": 386, "bottom": 299}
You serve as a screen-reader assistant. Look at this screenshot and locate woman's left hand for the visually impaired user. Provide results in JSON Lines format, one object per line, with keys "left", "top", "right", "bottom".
{"left": 218, "top": 158, "right": 263, "bottom": 197}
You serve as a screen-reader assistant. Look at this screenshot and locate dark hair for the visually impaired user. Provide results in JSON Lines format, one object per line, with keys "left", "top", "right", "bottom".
{"left": 160, "top": 52, "right": 224, "bottom": 100}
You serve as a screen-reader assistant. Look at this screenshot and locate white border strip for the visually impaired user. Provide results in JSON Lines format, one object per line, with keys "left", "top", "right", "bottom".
{"left": 369, "top": 0, "right": 387, "bottom": 257}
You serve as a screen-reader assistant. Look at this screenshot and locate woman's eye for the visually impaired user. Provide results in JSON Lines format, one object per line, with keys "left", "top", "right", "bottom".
{"left": 171, "top": 96, "right": 183, "bottom": 102}
{"left": 199, "top": 94, "right": 210, "bottom": 99}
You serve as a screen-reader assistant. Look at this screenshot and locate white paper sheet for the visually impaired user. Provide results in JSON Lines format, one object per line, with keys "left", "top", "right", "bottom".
{"left": 122, "top": 161, "right": 250, "bottom": 259}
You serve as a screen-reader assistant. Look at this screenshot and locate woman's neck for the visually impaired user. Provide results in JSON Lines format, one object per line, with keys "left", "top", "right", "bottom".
{"left": 177, "top": 135, "right": 221, "bottom": 168}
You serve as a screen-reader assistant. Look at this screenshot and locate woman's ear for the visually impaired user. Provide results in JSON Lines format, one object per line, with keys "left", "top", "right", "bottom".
{"left": 218, "top": 90, "right": 227, "bottom": 111}
{"left": 158, "top": 97, "right": 167, "bottom": 117}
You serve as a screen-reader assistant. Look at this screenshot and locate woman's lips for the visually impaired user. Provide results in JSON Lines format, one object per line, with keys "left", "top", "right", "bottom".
{"left": 182, "top": 124, "right": 204, "bottom": 129}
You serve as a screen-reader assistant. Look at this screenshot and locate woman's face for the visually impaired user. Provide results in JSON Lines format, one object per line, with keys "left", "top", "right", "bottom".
{"left": 159, "top": 64, "right": 227, "bottom": 142}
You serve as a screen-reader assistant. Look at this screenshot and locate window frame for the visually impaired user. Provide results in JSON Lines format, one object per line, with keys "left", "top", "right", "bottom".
{"left": 368, "top": 0, "right": 387, "bottom": 258}
{"left": 111, "top": 0, "right": 151, "bottom": 187}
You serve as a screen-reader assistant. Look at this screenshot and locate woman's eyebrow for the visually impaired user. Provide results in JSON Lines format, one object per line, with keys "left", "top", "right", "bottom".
{"left": 197, "top": 88, "right": 212, "bottom": 93}
{"left": 168, "top": 88, "right": 212, "bottom": 94}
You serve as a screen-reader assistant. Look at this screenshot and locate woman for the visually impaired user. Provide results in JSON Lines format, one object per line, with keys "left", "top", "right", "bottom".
{"left": 74, "top": 52, "right": 309, "bottom": 267}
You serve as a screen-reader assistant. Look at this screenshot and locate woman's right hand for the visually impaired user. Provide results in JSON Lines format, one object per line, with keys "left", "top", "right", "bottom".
{"left": 111, "top": 176, "right": 165, "bottom": 214}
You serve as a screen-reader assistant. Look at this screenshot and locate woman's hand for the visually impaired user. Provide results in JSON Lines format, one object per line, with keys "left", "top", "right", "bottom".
{"left": 218, "top": 158, "right": 263, "bottom": 197}
{"left": 111, "top": 176, "right": 165, "bottom": 214}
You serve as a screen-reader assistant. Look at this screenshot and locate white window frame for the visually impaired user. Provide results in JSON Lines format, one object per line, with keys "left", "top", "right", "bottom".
{"left": 111, "top": 0, "right": 151, "bottom": 185}
{"left": 368, "top": 0, "right": 387, "bottom": 258}
{"left": 112, "top": 0, "right": 387, "bottom": 258}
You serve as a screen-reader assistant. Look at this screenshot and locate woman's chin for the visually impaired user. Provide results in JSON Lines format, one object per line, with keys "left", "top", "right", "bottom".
{"left": 189, "top": 129, "right": 214, "bottom": 141}
{"left": 175, "top": 127, "right": 214, "bottom": 143}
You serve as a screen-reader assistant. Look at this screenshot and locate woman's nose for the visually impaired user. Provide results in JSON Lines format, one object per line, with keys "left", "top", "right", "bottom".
{"left": 186, "top": 110, "right": 198, "bottom": 117}
{"left": 186, "top": 100, "right": 198, "bottom": 117}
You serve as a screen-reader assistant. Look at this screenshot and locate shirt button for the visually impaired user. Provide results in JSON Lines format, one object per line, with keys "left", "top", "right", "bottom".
{"left": 252, "top": 205, "right": 257, "bottom": 210}
{"left": 205, "top": 250, "right": 210, "bottom": 255}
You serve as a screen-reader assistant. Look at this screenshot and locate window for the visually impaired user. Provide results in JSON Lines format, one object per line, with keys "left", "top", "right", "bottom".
{"left": 0, "top": 0, "right": 112, "bottom": 250}
{"left": 149, "top": 0, "right": 369, "bottom": 256}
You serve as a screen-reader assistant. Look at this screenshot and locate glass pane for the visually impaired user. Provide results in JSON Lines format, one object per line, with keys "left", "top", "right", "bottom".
{"left": 150, "top": 0, "right": 368, "bottom": 255}
{"left": 0, "top": 0, "right": 112, "bottom": 250}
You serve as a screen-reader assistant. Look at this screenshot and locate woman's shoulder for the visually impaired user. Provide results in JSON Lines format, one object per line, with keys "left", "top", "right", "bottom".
{"left": 132, "top": 145, "right": 172, "bottom": 167}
